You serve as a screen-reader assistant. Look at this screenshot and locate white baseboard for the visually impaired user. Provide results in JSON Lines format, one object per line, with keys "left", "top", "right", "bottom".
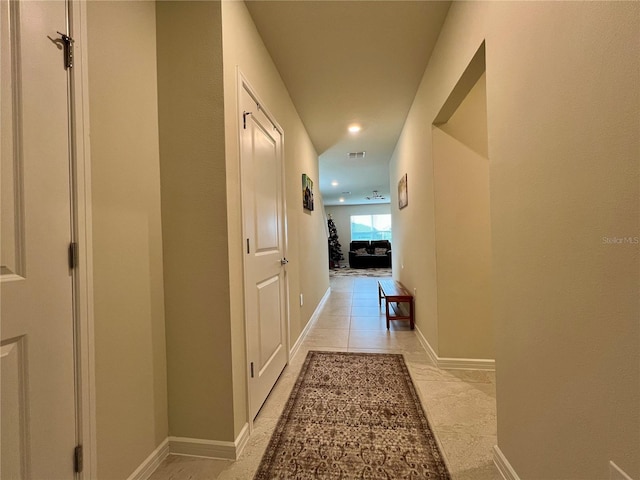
{"left": 492, "top": 447, "right": 637, "bottom": 480}
{"left": 610, "top": 461, "right": 634, "bottom": 480}
{"left": 493, "top": 445, "right": 520, "bottom": 480}
{"left": 415, "top": 327, "right": 440, "bottom": 365}
{"left": 290, "top": 287, "right": 330, "bottom": 360}
{"left": 169, "top": 423, "right": 249, "bottom": 461}
{"left": 234, "top": 423, "right": 250, "bottom": 459}
{"left": 126, "top": 438, "right": 169, "bottom": 480}
{"left": 438, "top": 356, "right": 495, "bottom": 370}
{"left": 415, "top": 326, "right": 495, "bottom": 371}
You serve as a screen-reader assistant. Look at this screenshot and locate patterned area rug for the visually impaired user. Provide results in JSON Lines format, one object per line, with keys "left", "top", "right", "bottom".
{"left": 329, "top": 267, "right": 392, "bottom": 278}
{"left": 254, "top": 351, "right": 451, "bottom": 479}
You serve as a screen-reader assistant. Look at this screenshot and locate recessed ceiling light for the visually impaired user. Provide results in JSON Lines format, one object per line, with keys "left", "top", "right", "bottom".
{"left": 348, "top": 125, "right": 361, "bottom": 133}
{"left": 331, "top": 181, "right": 339, "bottom": 186}
{"left": 339, "top": 198, "right": 345, "bottom": 203}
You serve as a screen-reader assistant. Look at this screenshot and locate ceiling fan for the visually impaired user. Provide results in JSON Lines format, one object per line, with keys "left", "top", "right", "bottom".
{"left": 365, "top": 190, "right": 386, "bottom": 200}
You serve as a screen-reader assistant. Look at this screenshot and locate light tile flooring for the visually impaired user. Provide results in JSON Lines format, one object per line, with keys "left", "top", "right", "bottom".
{"left": 149, "top": 274, "right": 500, "bottom": 480}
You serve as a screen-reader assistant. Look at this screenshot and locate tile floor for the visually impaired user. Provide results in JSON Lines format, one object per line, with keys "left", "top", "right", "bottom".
{"left": 149, "top": 274, "right": 501, "bottom": 480}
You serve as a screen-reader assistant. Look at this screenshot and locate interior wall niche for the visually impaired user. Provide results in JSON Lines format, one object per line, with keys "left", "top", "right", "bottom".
{"left": 432, "top": 42, "right": 493, "bottom": 360}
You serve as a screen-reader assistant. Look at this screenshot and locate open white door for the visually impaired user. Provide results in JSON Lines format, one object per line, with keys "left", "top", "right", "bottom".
{"left": 1, "top": 0, "right": 78, "bottom": 477}
{"left": 240, "top": 80, "right": 288, "bottom": 420}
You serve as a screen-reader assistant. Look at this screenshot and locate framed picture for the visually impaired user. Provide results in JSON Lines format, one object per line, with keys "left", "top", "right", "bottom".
{"left": 302, "top": 174, "right": 314, "bottom": 211}
{"left": 398, "top": 173, "right": 408, "bottom": 209}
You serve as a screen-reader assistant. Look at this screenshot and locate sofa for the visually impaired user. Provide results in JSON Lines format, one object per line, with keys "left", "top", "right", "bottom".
{"left": 348, "top": 240, "right": 392, "bottom": 268}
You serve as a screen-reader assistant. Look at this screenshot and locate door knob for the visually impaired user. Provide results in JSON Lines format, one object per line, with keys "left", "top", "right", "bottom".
{"left": 280, "top": 258, "right": 289, "bottom": 265}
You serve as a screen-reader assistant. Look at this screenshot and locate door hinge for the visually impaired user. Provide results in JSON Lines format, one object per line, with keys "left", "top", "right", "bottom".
{"left": 69, "top": 242, "right": 78, "bottom": 270}
{"left": 243, "top": 111, "right": 252, "bottom": 129}
{"left": 74, "top": 445, "right": 83, "bottom": 473}
{"left": 57, "top": 31, "right": 74, "bottom": 69}
{"left": 250, "top": 362, "right": 254, "bottom": 378}
{"left": 246, "top": 238, "right": 250, "bottom": 254}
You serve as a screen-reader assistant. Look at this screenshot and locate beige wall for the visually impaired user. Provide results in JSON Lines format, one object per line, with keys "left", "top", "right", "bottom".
{"left": 433, "top": 126, "right": 492, "bottom": 359}
{"left": 86, "top": 2, "right": 168, "bottom": 478}
{"left": 325, "top": 204, "right": 392, "bottom": 266}
{"left": 392, "top": 1, "right": 639, "bottom": 478}
{"left": 487, "top": 2, "right": 639, "bottom": 477}
{"left": 156, "top": 2, "right": 235, "bottom": 441}
{"left": 221, "top": 1, "right": 330, "bottom": 438}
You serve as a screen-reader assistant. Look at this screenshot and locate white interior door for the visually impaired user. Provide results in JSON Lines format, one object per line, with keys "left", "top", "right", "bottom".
{"left": 1, "top": 0, "right": 77, "bottom": 478}
{"left": 240, "top": 82, "right": 288, "bottom": 420}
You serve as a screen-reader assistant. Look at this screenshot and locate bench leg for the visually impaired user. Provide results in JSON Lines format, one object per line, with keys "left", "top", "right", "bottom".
{"left": 410, "top": 298, "right": 415, "bottom": 330}
{"left": 385, "top": 300, "right": 390, "bottom": 329}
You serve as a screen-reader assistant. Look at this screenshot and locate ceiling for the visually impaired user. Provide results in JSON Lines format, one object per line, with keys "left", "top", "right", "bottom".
{"left": 245, "top": 0, "right": 451, "bottom": 206}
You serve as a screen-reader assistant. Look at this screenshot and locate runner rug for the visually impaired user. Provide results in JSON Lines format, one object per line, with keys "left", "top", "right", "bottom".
{"left": 329, "top": 267, "right": 392, "bottom": 278}
{"left": 254, "top": 351, "right": 451, "bottom": 479}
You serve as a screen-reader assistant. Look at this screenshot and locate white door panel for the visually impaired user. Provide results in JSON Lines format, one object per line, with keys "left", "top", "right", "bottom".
{"left": 1, "top": 341, "right": 25, "bottom": 479}
{"left": 256, "top": 275, "right": 283, "bottom": 368}
{"left": 240, "top": 82, "right": 288, "bottom": 420}
{"left": 1, "top": 0, "right": 77, "bottom": 477}
{"left": 252, "top": 127, "right": 279, "bottom": 252}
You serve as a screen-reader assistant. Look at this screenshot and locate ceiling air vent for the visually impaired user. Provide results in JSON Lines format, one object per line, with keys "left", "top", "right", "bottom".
{"left": 347, "top": 151, "right": 366, "bottom": 159}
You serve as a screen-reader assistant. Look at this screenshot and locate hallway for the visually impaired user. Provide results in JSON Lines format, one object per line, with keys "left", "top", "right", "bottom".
{"left": 150, "top": 273, "right": 500, "bottom": 480}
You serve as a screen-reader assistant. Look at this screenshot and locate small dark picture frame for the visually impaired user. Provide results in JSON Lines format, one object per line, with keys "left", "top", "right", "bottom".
{"left": 398, "top": 173, "right": 408, "bottom": 209}
{"left": 302, "top": 174, "right": 314, "bottom": 211}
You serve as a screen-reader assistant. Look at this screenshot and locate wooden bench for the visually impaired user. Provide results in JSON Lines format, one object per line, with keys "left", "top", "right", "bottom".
{"left": 378, "top": 279, "right": 414, "bottom": 330}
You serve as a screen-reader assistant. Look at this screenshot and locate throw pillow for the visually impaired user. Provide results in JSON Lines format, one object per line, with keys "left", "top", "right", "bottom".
{"left": 374, "top": 247, "right": 387, "bottom": 255}
{"left": 355, "top": 248, "right": 368, "bottom": 255}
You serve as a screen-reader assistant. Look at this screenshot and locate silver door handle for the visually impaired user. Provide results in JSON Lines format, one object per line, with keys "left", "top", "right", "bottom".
{"left": 280, "top": 258, "right": 289, "bottom": 265}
